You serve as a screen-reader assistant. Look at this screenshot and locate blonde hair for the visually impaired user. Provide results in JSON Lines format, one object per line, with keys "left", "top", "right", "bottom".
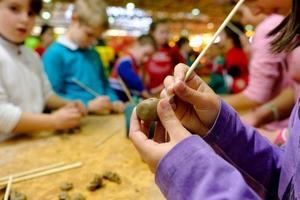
{"left": 74, "top": 0, "right": 109, "bottom": 29}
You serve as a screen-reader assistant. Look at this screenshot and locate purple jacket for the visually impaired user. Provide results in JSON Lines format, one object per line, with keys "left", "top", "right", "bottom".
{"left": 156, "top": 100, "right": 300, "bottom": 199}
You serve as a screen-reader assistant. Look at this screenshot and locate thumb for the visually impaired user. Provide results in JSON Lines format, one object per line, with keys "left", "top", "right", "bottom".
{"left": 129, "top": 109, "right": 157, "bottom": 155}
{"left": 157, "top": 98, "right": 190, "bottom": 141}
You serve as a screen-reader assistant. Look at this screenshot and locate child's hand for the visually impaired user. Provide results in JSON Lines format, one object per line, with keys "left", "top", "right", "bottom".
{"left": 240, "top": 112, "right": 260, "bottom": 127}
{"left": 88, "top": 96, "right": 112, "bottom": 114}
{"left": 112, "top": 101, "right": 125, "bottom": 113}
{"left": 161, "top": 64, "right": 221, "bottom": 137}
{"left": 65, "top": 101, "right": 87, "bottom": 116}
{"left": 129, "top": 98, "right": 191, "bottom": 173}
{"left": 51, "top": 107, "right": 82, "bottom": 130}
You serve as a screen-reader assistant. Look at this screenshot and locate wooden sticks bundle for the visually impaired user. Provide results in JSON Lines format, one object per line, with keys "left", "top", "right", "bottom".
{"left": 0, "top": 162, "right": 82, "bottom": 190}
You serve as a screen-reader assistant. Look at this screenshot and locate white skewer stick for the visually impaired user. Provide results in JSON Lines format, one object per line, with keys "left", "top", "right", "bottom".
{"left": 0, "top": 162, "right": 82, "bottom": 189}
{"left": 0, "top": 162, "right": 65, "bottom": 182}
{"left": 4, "top": 176, "right": 12, "bottom": 200}
{"left": 72, "top": 78, "right": 100, "bottom": 97}
{"left": 185, "top": 0, "right": 245, "bottom": 80}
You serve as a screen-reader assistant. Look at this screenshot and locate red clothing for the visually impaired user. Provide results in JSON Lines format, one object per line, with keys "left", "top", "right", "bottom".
{"left": 225, "top": 47, "right": 249, "bottom": 93}
{"left": 35, "top": 46, "right": 46, "bottom": 57}
{"left": 145, "top": 45, "right": 184, "bottom": 93}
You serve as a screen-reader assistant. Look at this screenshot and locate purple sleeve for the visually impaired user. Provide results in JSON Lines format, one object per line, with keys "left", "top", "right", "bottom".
{"left": 156, "top": 136, "right": 261, "bottom": 200}
{"left": 205, "top": 101, "right": 283, "bottom": 198}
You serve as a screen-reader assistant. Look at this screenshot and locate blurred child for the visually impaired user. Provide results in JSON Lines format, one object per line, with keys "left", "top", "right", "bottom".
{"left": 220, "top": 21, "right": 249, "bottom": 94}
{"left": 225, "top": 0, "right": 291, "bottom": 111}
{"left": 0, "top": 0, "right": 85, "bottom": 136}
{"left": 145, "top": 19, "right": 185, "bottom": 95}
{"left": 224, "top": 0, "right": 293, "bottom": 144}
{"left": 43, "top": 0, "right": 124, "bottom": 115}
{"left": 175, "top": 37, "right": 191, "bottom": 64}
{"left": 35, "top": 24, "right": 54, "bottom": 57}
{"left": 110, "top": 35, "right": 156, "bottom": 102}
{"left": 207, "top": 44, "right": 228, "bottom": 94}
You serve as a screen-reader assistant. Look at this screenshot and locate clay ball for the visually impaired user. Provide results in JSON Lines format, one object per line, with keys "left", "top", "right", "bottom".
{"left": 136, "top": 98, "right": 159, "bottom": 121}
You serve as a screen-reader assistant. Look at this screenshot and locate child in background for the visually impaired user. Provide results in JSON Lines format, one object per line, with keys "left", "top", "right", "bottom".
{"left": 207, "top": 44, "right": 228, "bottom": 94}
{"left": 224, "top": 0, "right": 291, "bottom": 111}
{"left": 43, "top": 0, "right": 124, "bottom": 115}
{"left": 35, "top": 24, "right": 54, "bottom": 57}
{"left": 0, "top": 0, "right": 85, "bottom": 136}
{"left": 145, "top": 19, "right": 185, "bottom": 95}
{"left": 175, "top": 37, "right": 191, "bottom": 65}
{"left": 110, "top": 35, "right": 156, "bottom": 102}
{"left": 220, "top": 21, "right": 249, "bottom": 94}
{"left": 224, "top": 0, "right": 293, "bottom": 144}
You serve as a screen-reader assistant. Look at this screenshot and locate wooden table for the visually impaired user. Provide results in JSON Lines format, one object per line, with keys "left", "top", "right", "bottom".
{"left": 0, "top": 115, "right": 164, "bottom": 200}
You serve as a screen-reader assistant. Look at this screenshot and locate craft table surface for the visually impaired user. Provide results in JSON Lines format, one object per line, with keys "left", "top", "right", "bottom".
{"left": 0, "top": 115, "right": 164, "bottom": 200}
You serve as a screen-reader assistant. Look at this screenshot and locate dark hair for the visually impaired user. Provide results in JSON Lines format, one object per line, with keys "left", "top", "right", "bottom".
{"left": 176, "top": 37, "right": 189, "bottom": 49}
{"left": 137, "top": 34, "right": 157, "bottom": 49}
{"left": 149, "top": 19, "right": 169, "bottom": 33}
{"left": 40, "top": 24, "right": 53, "bottom": 36}
{"left": 269, "top": 0, "right": 300, "bottom": 53}
{"left": 224, "top": 21, "right": 244, "bottom": 49}
{"left": 30, "top": 0, "right": 43, "bottom": 15}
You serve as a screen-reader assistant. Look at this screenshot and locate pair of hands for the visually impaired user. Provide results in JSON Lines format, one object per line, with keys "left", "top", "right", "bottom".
{"left": 129, "top": 64, "right": 221, "bottom": 172}
{"left": 88, "top": 96, "right": 125, "bottom": 115}
{"left": 51, "top": 101, "right": 86, "bottom": 130}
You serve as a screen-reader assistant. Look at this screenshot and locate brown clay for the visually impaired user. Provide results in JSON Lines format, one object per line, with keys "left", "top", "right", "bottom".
{"left": 103, "top": 171, "right": 121, "bottom": 184}
{"left": 60, "top": 182, "right": 73, "bottom": 191}
{"left": 58, "top": 191, "right": 71, "bottom": 200}
{"left": 87, "top": 174, "right": 103, "bottom": 191}
{"left": 136, "top": 98, "right": 159, "bottom": 121}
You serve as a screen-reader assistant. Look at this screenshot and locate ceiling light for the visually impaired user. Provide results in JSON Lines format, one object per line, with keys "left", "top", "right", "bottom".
{"left": 192, "top": 8, "right": 200, "bottom": 16}
{"left": 126, "top": 2, "right": 135, "bottom": 10}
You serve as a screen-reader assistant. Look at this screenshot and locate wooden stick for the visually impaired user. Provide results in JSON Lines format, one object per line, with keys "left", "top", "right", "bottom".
{"left": 0, "top": 162, "right": 65, "bottom": 182}
{"left": 72, "top": 78, "right": 100, "bottom": 97}
{"left": 227, "top": 22, "right": 244, "bottom": 36}
{"left": 118, "top": 77, "right": 134, "bottom": 103}
{"left": 0, "top": 162, "right": 82, "bottom": 189}
{"left": 4, "top": 176, "right": 12, "bottom": 200}
{"left": 185, "top": 0, "right": 245, "bottom": 80}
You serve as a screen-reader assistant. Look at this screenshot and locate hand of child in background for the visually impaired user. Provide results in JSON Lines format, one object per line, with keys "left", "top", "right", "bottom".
{"left": 65, "top": 100, "right": 87, "bottom": 116}
{"left": 240, "top": 112, "right": 260, "bottom": 127}
{"left": 50, "top": 106, "right": 82, "bottom": 130}
{"left": 161, "top": 64, "right": 221, "bottom": 137}
{"left": 88, "top": 96, "right": 112, "bottom": 114}
{"left": 129, "top": 98, "right": 191, "bottom": 173}
{"left": 141, "top": 90, "right": 152, "bottom": 99}
{"left": 112, "top": 101, "right": 125, "bottom": 113}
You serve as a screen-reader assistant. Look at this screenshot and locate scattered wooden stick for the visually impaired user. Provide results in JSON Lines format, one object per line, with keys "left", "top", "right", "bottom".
{"left": 185, "top": 0, "right": 245, "bottom": 80}
{"left": 118, "top": 77, "right": 134, "bottom": 103}
{"left": 0, "top": 162, "right": 65, "bottom": 182}
{"left": 227, "top": 22, "right": 244, "bottom": 36}
{"left": 4, "top": 176, "right": 12, "bottom": 200}
{"left": 95, "top": 128, "right": 120, "bottom": 147}
{"left": 0, "top": 162, "right": 82, "bottom": 189}
{"left": 72, "top": 78, "right": 100, "bottom": 97}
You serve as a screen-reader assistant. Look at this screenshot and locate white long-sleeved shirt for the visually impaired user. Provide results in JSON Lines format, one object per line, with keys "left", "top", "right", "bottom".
{"left": 0, "top": 37, "right": 53, "bottom": 134}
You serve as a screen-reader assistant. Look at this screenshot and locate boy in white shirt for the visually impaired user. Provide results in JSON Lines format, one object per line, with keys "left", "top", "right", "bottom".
{"left": 0, "top": 0, "right": 86, "bottom": 136}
